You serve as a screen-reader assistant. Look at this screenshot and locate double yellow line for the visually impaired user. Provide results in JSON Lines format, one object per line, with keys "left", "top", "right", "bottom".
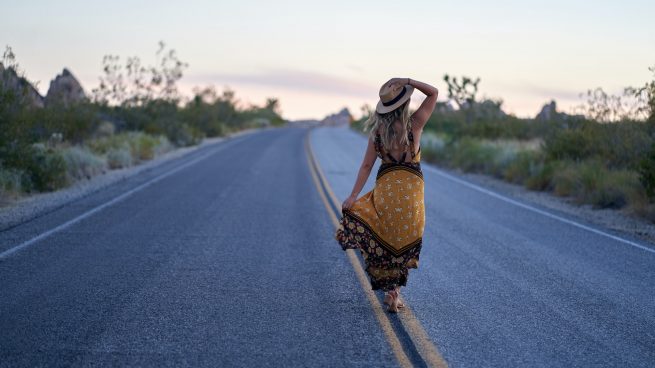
{"left": 304, "top": 129, "right": 448, "bottom": 368}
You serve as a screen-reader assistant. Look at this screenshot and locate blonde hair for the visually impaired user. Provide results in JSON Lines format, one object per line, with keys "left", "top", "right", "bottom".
{"left": 363, "top": 100, "right": 412, "bottom": 151}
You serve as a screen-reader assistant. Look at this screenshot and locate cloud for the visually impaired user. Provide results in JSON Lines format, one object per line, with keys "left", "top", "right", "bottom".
{"left": 185, "top": 69, "right": 376, "bottom": 98}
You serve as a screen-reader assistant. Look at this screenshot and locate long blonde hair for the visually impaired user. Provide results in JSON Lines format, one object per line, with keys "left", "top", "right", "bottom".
{"left": 363, "top": 100, "right": 412, "bottom": 151}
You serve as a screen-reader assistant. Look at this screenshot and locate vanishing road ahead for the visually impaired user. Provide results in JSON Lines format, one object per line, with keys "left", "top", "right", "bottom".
{"left": 1, "top": 125, "right": 654, "bottom": 367}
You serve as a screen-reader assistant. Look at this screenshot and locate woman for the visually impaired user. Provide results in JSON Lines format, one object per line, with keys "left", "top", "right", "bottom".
{"left": 335, "top": 77, "right": 438, "bottom": 313}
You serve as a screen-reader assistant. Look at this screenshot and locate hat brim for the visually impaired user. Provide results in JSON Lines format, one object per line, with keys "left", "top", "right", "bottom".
{"left": 375, "top": 84, "right": 415, "bottom": 114}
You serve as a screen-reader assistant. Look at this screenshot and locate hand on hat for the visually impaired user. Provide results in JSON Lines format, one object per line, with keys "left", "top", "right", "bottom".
{"left": 386, "top": 77, "right": 410, "bottom": 87}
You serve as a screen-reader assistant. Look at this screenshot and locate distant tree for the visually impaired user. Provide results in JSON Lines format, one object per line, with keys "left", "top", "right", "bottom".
{"left": 443, "top": 74, "right": 480, "bottom": 123}
{"left": 93, "top": 41, "right": 188, "bottom": 107}
{"left": 265, "top": 97, "right": 281, "bottom": 114}
{"left": 629, "top": 65, "right": 655, "bottom": 122}
{"left": 578, "top": 65, "right": 654, "bottom": 123}
{"left": 578, "top": 87, "right": 648, "bottom": 123}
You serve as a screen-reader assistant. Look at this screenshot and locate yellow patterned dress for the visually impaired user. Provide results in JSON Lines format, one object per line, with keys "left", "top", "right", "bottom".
{"left": 335, "top": 130, "right": 425, "bottom": 291}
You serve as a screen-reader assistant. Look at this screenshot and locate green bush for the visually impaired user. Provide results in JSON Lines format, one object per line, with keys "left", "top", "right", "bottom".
{"left": 61, "top": 146, "right": 107, "bottom": 181}
{"left": 550, "top": 160, "right": 641, "bottom": 209}
{"left": 503, "top": 150, "right": 543, "bottom": 184}
{"left": 106, "top": 147, "right": 133, "bottom": 169}
{"left": 543, "top": 120, "right": 653, "bottom": 168}
{"left": 87, "top": 131, "right": 172, "bottom": 163}
{"left": 450, "top": 137, "right": 500, "bottom": 173}
{"left": 551, "top": 162, "right": 578, "bottom": 197}
{"left": 445, "top": 137, "right": 543, "bottom": 180}
{"left": 0, "top": 166, "right": 26, "bottom": 197}
{"left": 162, "top": 122, "right": 203, "bottom": 147}
{"left": 419, "top": 132, "right": 449, "bottom": 164}
{"left": 131, "top": 133, "right": 158, "bottom": 160}
{"left": 23, "top": 144, "right": 68, "bottom": 192}
{"left": 638, "top": 143, "right": 655, "bottom": 201}
{"left": 524, "top": 160, "right": 557, "bottom": 191}
{"left": 588, "top": 169, "right": 641, "bottom": 209}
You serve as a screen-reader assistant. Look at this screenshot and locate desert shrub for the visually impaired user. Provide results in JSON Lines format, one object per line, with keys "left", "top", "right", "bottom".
{"left": 0, "top": 166, "right": 25, "bottom": 195}
{"left": 551, "top": 162, "right": 579, "bottom": 197}
{"left": 420, "top": 131, "right": 447, "bottom": 151}
{"left": 419, "top": 132, "right": 448, "bottom": 164}
{"left": 153, "top": 135, "right": 173, "bottom": 156}
{"left": 630, "top": 196, "right": 655, "bottom": 223}
{"left": 543, "top": 128, "right": 591, "bottom": 162}
{"left": 106, "top": 147, "right": 133, "bottom": 169}
{"left": 591, "top": 170, "right": 641, "bottom": 209}
{"left": 638, "top": 143, "right": 655, "bottom": 201}
{"left": 503, "top": 150, "right": 543, "bottom": 184}
{"left": 162, "top": 121, "right": 203, "bottom": 147}
{"left": 446, "top": 137, "right": 543, "bottom": 179}
{"left": 488, "top": 140, "right": 540, "bottom": 178}
{"left": 61, "top": 146, "right": 107, "bottom": 181}
{"left": 21, "top": 143, "right": 68, "bottom": 192}
{"left": 23, "top": 103, "right": 101, "bottom": 144}
{"left": 94, "top": 121, "right": 116, "bottom": 138}
{"left": 524, "top": 159, "right": 558, "bottom": 191}
{"left": 131, "top": 132, "right": 158, "bottom": 160}
{"left": 550, "top": 160, "right": 642, "bottom": 209}
{"left": 86, "top": 134, "right": 124, "bottom": 154}
{"left": 450, "top": 137, "right": 500, "bottom": 173}
{"left": 87, "top": 131, "right": 172, "bottom": 163}
{"left": 543, "top": 120, "right": 653, "bottom": 168}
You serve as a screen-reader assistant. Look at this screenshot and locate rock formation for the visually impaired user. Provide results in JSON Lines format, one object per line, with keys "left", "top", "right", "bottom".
{"left": 0, "top": 63, "right": 45, "bottom": 108}
{"left": 321, "top": 107, "right": 352, "bottom": 126}
{"left": 44, "top": 68, "right": 86, "bottom": 107}
{"left": 535, "top": 100, "right": 585, "bottom": 122}
{"left": 535, "top": 100, "right": 558, "bottom": 122}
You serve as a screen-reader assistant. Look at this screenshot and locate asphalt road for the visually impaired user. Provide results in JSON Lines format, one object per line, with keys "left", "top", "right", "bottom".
{"left": 0, "top": 127, "right": 397, "bottom": 367}
{"left": 2, "top": 125, "right": 654, "bottom": 367}
{"left": 310, "top": 125, "right": 655, "bottom": 368}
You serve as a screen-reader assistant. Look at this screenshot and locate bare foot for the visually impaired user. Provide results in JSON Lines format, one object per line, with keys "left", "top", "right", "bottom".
{"left": 386, "top": 290, "right": 404, "bottom": 313}
{"left": 384, "top": 292, "right": 393, "bottom": 306}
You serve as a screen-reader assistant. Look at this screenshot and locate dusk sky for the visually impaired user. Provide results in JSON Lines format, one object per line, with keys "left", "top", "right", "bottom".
{"left": 2, "top": 0, "right": 654, "bottom": 120}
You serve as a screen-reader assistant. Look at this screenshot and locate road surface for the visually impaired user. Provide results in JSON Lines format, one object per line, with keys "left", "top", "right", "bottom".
{"left": 1, "top": 125, "right": 654, "bottom": 367}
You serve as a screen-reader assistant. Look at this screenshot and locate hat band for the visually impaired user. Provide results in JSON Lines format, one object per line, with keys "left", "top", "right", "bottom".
{"left": 381, "top": 86, "right": 407, "bottom": 107}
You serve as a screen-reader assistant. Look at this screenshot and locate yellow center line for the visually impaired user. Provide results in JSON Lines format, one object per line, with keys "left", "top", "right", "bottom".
{"left": 305, "top": 128, "right": 449, "bottom": 368}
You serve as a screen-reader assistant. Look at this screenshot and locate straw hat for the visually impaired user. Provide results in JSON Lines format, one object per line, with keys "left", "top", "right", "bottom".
{"left": 375, "top": 80, "right": 414, "bottom": 114}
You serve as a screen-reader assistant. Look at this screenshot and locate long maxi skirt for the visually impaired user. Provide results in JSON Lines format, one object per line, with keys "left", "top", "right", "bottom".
{"left": 335, "top": 161, "right": 425, "bottom": 292}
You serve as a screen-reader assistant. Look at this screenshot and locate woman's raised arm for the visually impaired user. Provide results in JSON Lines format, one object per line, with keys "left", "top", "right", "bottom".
{"left": 407, "top": 78, "right": 438, "bottom": 131}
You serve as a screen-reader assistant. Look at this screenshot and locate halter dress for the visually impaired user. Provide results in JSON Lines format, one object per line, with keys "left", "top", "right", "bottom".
{"left": 335, "top": 129, "right": 425, "bottom": 292}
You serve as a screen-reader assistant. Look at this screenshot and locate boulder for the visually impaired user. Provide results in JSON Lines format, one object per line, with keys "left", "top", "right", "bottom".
{"left": 44, "top": 68, "right": 86, "bottom": 107}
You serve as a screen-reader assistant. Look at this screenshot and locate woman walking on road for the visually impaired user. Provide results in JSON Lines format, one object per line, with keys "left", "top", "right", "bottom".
{"left": 335, "top": 77, "right": 438, "bottom": 313}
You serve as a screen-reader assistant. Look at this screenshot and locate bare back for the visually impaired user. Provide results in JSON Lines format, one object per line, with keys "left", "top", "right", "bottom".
{"left": 379, "top": 120, "right": 422, "bottom": 163}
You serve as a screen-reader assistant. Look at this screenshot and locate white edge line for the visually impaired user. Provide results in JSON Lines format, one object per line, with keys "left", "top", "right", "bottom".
{"left": 0, "top": 136, "right": 245, "bottom": 260}
{"left": 423, "top": 164, "right": 655, "bottom": 255}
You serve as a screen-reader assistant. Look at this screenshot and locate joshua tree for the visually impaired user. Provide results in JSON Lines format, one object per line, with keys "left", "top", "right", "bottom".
{"left": 443, "top": 74, "right": 480, "bottom": 123}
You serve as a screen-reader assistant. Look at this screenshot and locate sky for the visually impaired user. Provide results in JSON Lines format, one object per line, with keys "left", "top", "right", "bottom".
{"left": 2, "top": 0, "right": 654, "bottom": 120}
